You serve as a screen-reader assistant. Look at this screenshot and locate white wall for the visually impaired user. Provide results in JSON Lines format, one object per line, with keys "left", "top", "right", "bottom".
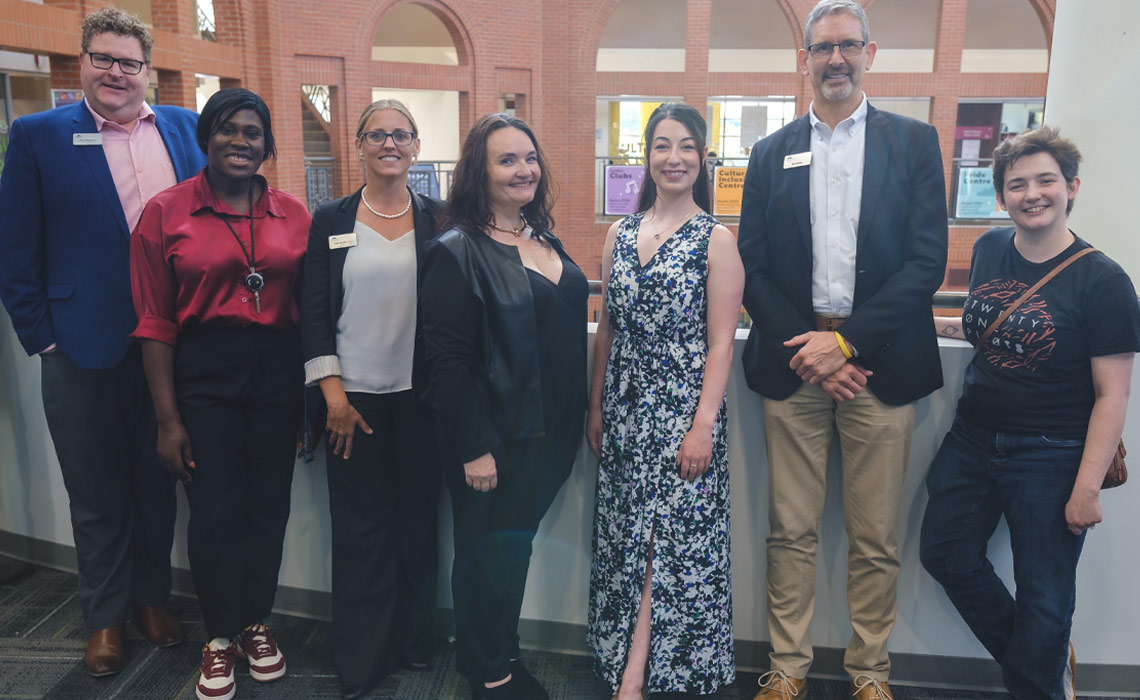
{"left": 370, "top": 88, "right": 460, "bottom": 163}
{"left": 1045, "top": 0, "right": 1140, "bottom": 281}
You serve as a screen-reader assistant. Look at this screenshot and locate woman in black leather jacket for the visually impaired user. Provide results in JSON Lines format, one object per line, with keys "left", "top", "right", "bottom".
{"left": 420, "top": 113, "right": 587, "bottom": 700}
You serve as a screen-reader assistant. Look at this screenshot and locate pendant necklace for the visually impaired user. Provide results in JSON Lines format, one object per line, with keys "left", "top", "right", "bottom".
{"left": 217, "top": 184, "right": 264, "bottom": 313}
{"left": 648, "top": 208, "right": 698, "bottom": 241}
{"left": 361, "top": 188, "right": 411, "bottom": 219}
{"left": 489, "top": 215, "right": 528, "bottom": 238}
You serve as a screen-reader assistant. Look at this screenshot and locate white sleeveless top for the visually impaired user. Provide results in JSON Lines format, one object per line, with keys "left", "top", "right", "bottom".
{"left": 335, "top": 220, "right": 416, "bottom": 394}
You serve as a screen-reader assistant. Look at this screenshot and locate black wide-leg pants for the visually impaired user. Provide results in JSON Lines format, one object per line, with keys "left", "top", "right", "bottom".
{"left": 174, "top": 326, "right": 302, "bottom": 640}
{"left": 40, "top": 344, "right": 177, "bottom": 632}
{"left": 443, "top": 436, "right": 573, "bottom": 684}
{"left": 327, "top": 389, "right": 441, "bottom": 696}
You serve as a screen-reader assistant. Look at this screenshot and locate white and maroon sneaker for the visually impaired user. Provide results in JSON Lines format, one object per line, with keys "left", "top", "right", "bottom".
{"left": 237, "top": 622, "right": 286, "bottom": 682}
{"left": 195, "top": 639, "right": 237, "bottom": 700}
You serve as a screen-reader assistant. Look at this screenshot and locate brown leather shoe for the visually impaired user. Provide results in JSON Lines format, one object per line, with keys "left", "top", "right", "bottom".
{"left": 851, "top": 675, "right": 893, "bottom": 700}
{"left": 753, "top": 670, "right": 808, "bottom": 700}
{"left": 133, "top": 606, "right": 182, "bottom": 648}
{"left": 85, "top": 626, "right": 124, "bottom": 677}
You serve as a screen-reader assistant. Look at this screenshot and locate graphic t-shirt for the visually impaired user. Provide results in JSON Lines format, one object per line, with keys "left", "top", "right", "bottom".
{"left": 957, "top": 227, "right": 1140, "bottom": 438}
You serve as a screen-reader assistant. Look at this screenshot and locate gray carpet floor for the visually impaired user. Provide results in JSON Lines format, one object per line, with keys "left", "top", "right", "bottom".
{"left": 0, "top": 556, "right": 1118, "bottom": 700}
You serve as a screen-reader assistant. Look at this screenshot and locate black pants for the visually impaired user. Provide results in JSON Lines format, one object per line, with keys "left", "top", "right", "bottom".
{"left": 327, "top": 390, "right": 440, "bottom": 696}
{"left": 174, "top": 326, "right": 302, "bottom": 640}
{"left": 40, "top": 345, "right": 177, "bottom": 632}
{"left": 443, "top": 437, "right": 571, "bottom": 683}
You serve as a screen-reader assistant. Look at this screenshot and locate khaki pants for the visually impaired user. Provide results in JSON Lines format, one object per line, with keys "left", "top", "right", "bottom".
{"left": 762, "top": 382, "right": 915, "bottom": 681}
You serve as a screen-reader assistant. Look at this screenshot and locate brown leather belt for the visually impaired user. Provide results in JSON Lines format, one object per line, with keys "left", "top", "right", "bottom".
{"left": 814, "top": 314, "right": 848, "bottom": 332}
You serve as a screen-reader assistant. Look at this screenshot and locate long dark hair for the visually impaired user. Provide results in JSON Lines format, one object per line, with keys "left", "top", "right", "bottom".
{"left": 636, "top": 102, "right": 711, "bottom": 214}
{"left": 441, "top": 113, "right": 556, "bottom": 236}
{"left": 196, "top": 88, "right": 276, "bottom": 162}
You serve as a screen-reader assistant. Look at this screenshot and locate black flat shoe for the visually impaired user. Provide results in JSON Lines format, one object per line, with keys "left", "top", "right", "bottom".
{"left": 509, "top": 659, "right": 549, "bottom": 700}
{"left": 470, "top": 676, "right": 529, "bottom": 700}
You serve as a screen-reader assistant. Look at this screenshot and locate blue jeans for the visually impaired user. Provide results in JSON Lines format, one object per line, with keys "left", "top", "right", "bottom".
{"left": 919, "top": 416, "right": 1085, "bottom": 700}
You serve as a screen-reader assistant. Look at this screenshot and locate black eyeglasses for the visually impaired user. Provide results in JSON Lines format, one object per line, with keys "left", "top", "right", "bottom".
{"left": 805, "top": 40, "right": 867, "bottom": 59}
{"left": 86, "top": 52, "right": 146, "bottom": 75}
{"left": 361, "top": 129, "right": 416, "bottom": 146}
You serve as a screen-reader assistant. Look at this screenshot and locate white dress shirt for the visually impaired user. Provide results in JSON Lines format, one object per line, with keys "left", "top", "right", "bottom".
{"left": 808, "top": 94, "right": 868, "bottom": 316}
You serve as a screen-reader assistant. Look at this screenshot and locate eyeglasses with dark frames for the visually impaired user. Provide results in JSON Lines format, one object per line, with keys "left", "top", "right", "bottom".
{"left": 86, "top": 52, "right": 146, "bottom": 75}
{"left": 361, "top": 129, "right": 416, "bottom": 146}
{"left": 805, "top": 40, "right": 867, "bottom": 59}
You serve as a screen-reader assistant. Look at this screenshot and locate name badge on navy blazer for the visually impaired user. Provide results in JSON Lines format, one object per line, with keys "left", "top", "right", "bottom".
{"left": 329, "top": 233, "right": 358, "bottom": 249}
{"left": 73, "top": 133, "right": 103, "bottom": 146}
{"left": 783, "top": 152, "right": 811, "bottom": 169}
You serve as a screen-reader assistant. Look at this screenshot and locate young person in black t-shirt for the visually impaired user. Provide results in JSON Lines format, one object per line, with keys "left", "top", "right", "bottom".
{"left": 919, "top": 127, "right": 1140, "bottom": 700}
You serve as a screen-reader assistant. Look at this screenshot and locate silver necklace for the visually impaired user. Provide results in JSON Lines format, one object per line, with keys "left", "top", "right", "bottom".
{"left": 361, "top": 188, "right": 411, "bottom": 219}
{"left": 647, "top": 208, "right": 698, "bottom": 240}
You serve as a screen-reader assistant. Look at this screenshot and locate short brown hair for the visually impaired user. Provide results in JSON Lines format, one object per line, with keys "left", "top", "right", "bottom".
{"left": 81, "top": 7, "right": 154, "bottom": 66}
{"left": 992, "top": 126, "right": 1082, "bottom": 214}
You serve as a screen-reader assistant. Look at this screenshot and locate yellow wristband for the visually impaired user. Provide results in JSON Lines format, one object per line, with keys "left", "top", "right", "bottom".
{"left": 835, "top": 331, "right": 853, "bottom": 359}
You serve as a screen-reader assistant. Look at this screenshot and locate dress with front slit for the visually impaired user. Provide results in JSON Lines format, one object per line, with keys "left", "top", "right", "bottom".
{"left": 587, "top": 210, "right": 734, "bottom": 694}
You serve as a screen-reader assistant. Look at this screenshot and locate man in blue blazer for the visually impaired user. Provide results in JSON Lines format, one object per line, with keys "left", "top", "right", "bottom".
{"left": 0, "top": 7, "right": 205, "bottom": 677}
{"left": 738, "top": 2, "right": 947, "bottom": 699}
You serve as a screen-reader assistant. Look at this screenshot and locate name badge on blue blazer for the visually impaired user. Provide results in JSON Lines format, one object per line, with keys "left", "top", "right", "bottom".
{"left": 73, "top": 133, "right": 103, "bottom": 146}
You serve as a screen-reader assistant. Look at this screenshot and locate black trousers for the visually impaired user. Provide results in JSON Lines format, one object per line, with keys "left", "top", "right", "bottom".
{"left": 40, "top": 345, "right": 177, "bottom": 632}
{"left": 443, "top": 437, "right": 572, "bottom": 684}
{"left": 326, "top": 390, "right": 440, "bottom": 696}
{"left": 174, "top": 326, "right": 302, "bottom": 640}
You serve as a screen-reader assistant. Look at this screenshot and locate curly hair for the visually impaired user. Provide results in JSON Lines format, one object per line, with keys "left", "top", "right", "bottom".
{"left": 81, "top": 7, "right": 154, "bottom": 66}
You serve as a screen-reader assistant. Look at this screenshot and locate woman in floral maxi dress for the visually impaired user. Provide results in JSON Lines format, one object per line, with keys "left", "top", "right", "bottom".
{"left": 587, "top": 103, "right": 745, "bottom": 699}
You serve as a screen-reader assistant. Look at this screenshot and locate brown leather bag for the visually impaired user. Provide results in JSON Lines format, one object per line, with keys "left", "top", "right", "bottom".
{"left": 978, "top": 247, "right": 1126, "bottom": 489}
{"left": 1104, "top": 440, "right": 1128, "bottom": 489}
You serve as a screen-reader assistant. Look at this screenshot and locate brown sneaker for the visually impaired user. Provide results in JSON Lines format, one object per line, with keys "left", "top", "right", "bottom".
{"left": 237, "top": 622, "right": 286, "bottom": 681}
{"left": 753, "top": 670, "right": 808, "bottom": 700}
{"left": 851, "top": 675, "right": 893, "bottom": 700}
{"left": 195, "top": 641, "right": 237, "bottom": 700}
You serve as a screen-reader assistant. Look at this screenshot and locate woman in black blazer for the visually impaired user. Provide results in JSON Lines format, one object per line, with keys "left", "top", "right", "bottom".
{"left": 299, "top": 99, "right": 442, "bottom": 699}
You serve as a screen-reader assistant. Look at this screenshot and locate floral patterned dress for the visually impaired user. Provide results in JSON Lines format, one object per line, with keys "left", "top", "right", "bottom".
{"left": 587, "top": 210, "right": 734, "bottom": 694}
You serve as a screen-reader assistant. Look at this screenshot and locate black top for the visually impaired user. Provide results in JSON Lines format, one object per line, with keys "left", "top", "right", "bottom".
{"left": 421, "top": 234, "right": 587, "bottom": 463}
{"left": 526, "top": 265, "right": 589, "bottom": 439}
{"left": 958, "top": 227, "right": 1140, "bottom": 438}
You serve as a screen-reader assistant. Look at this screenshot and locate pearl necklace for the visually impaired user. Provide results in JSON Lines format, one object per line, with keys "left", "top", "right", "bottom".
{"left": 361, "top": 188, "right": 411, "bottom": 219}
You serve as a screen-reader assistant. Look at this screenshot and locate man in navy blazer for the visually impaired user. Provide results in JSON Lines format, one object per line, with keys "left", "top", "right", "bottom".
{"left": 0, "top": 7, "right": 205, "bottom": 677}
{"left": 738, "top": 2, "right": 947, "bottom": 699}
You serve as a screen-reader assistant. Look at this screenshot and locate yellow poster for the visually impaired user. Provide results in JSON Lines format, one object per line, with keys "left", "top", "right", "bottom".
{"left": 713, "top": 167, "right": 746, "bottom": 217}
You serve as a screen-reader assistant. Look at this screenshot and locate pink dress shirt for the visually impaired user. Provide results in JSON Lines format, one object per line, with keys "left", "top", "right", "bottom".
{"left": 84, "top": 98, "right": 179, "bottom": 233}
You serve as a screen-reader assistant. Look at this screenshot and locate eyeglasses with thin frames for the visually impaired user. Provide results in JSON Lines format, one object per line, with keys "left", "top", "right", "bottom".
{"left": 86, "top": 52, "right": 146, "bottom": 75}
{"left": 361, "top": 129, "right": 416, "bottom": 147}
{"left": 805, "top": 40, "right": 867, "bottom": 59}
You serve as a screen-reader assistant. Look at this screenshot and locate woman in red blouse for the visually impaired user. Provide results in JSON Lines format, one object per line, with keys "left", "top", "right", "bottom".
{"left": 129, "top": 88, "right": 310, "bottom": 700}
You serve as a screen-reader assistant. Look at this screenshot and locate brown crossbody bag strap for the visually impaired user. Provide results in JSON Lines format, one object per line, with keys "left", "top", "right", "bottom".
{"left": 974, "top": 245, "right": 1127, "bottom": 488}
{"left": 978, "top": 247, "right": 1098, "bottom": 345}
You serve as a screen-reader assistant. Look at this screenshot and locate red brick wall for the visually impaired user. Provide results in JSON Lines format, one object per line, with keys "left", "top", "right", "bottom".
{"left": 1, "top": 0, "right": 1054, "bottom": 287}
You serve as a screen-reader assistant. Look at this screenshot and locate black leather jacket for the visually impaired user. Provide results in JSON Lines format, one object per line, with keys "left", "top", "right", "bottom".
{"left": 421, "top": 227, "right": 571, "bottom": 460}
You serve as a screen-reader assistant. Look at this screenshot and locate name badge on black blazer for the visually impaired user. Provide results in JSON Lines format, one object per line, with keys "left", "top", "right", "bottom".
{"left": 329, "top": 233, "right": 357, "bottom": 249}
{"left": 73, "top": 133, "right": 103, "bottom": 146}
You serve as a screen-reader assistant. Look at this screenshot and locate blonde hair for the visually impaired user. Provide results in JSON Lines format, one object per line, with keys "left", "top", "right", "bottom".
{"left": 81, "top": 7, "right": 154, "bottom": 65}
{"left": 355, "top": 99, "right": 419, "bottom": 139}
